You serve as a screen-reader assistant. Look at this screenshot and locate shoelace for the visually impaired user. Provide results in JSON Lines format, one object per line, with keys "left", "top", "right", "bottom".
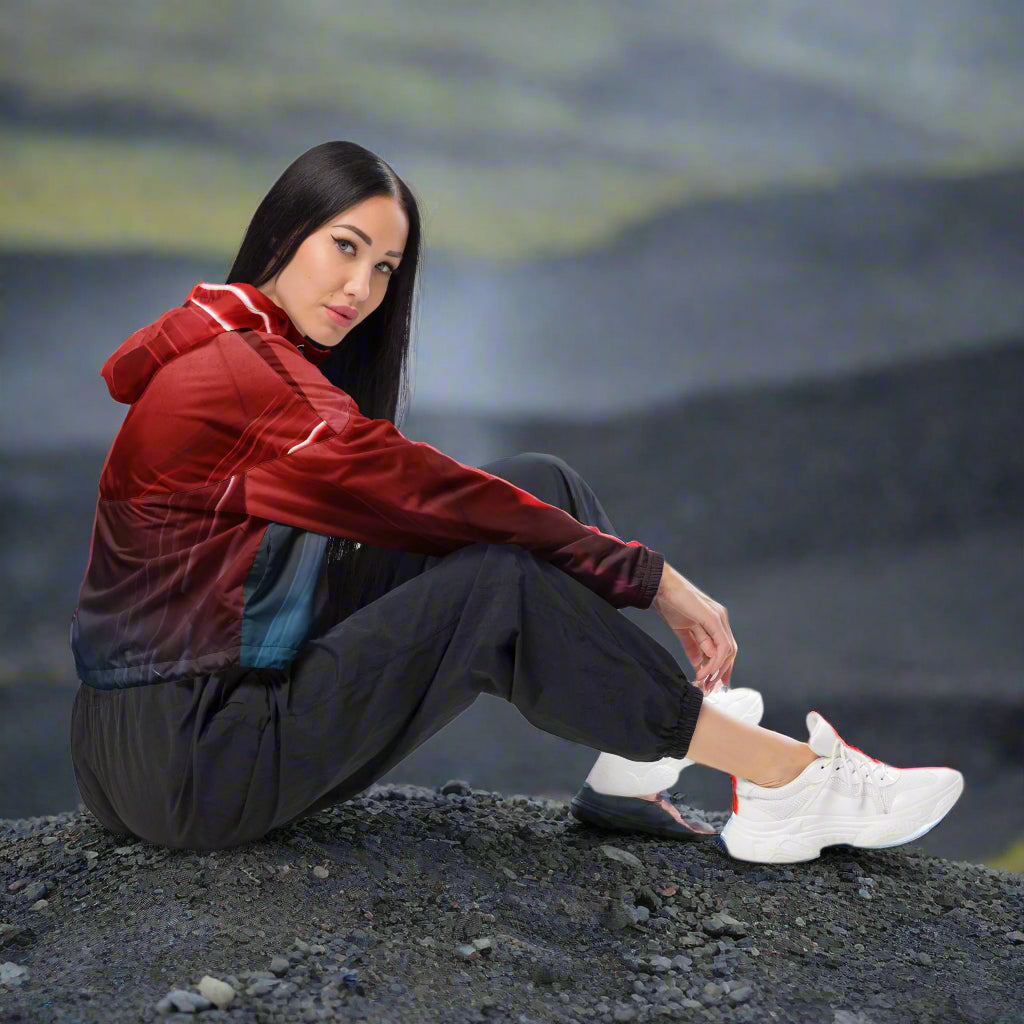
{"left": 829, "top": 737, "right": 897, "bottom": 790}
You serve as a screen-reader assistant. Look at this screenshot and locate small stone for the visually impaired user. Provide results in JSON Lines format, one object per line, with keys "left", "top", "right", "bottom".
{"left": 795, "top": 916, "right": 806, "bottom": 927}
{"left": 702, "top": 981, "right": 724, "bottom": 1003}
{"left": 1006, "top": 931, "right": 1024, "bottom": 944}
{"left": 40, "top": 836, "right": 58, "bottom": 846}
{"left": 156, "top": 989, "right": 212, "bottom": 1014}
{"left": 31, "top": 900, "right": 48, "bottom": 911}
{"left": 648, "top": 956, "right": 673, "bottom": 972}
{"left": 198, "top": 975, "right": 235, "bottom": 1009}
{"left": 659, "top": 885, "right": 678, "bottom": 897}
{"left": 245, "top": 979, "right": 280, "bottom": 996}
{"left": 83, "top": 850, "right": 99, "bottom": 861}
{"left": 601, "top": 900, "right": 634, "bottom": 932}
{"left": 455, "top": 943, "right": 480, "bottom": 961}
{"left": 636, "top": 886, "right": 663, "bottom": 911}
{"left": 1, "top": 962, "right": 29, "bottom": 987}
{"left": 312, "top": 866, "right": 329, "bottom": 879}
{"left": 702, "top": 912, "right": 747, "bottom": 938}
{"left": 911, "top": 951, "right": 932, "bottom": 966}
{"left": 613, "top": 1007, "right": 637, "bottom": 1022}
{"left": 19, "top": 882, "right": 50, "bottom": 903}
{"left": 601, "top": 845, "right": 644, "bottom": 870}
{"left": 269, "top": 955, "right": 290, "bottom": 976}
{"left": 729, "top": 984, "right": 753, "bottom": 1004}
{"left": 500, "top": 866, "right": 518, "bottom": 880}
{"left": 293, "top": 938, "right": 311, "bottom": 952}
{"left": 441, "top": 779, "right": 472, "bottom": 796}
{"left": 417, "top": 936, "right": 436, "bottom": 948}
{"left": 670, "top": 954, "right": 693, "bottom": 971}
{"left": 633, "top": 906, "right": 650, "bottom": 924}
{"left": 471, "top": 937, "right": 495, "bottom": 954}
{"left": 859, "top": 888, "right": 872, "bottom": 899}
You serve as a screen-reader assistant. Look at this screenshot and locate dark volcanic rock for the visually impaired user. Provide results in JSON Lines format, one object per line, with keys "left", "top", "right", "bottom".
{"left": 1, "top": 784, "right": 1022, "bottom": 1023}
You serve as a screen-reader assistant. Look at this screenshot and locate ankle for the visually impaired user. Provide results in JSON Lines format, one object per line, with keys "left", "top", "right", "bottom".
{"left": 753, "top": 743, "right": 818, "bottom": 789}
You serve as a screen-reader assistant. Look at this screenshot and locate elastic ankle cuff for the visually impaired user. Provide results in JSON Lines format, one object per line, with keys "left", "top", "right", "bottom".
{"left": 654, "top": 683, "right": 704, "bottom": 759}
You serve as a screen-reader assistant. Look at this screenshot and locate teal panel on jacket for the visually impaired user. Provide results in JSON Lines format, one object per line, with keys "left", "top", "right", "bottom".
{"left": 241, "top": 522, "right": 329, "bottom": 669}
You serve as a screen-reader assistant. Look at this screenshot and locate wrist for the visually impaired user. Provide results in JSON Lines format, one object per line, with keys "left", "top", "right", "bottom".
{"left": 653, "top": 562, "right": 686, "bottom": 609}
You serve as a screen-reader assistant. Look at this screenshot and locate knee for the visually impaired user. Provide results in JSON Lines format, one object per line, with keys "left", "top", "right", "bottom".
{"left": 511, "top": 451, "right": 575, "bottom": 475}
{"left": 448, "top": 540, "right": 536, "bottom": 585}
{"left": 483, "top": 451, "right": 579, "bottom": 499}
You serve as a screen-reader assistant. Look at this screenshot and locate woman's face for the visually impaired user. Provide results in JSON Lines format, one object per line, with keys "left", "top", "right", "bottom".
{"left": 257, "top": 194, "right": 409, "bottom": 346}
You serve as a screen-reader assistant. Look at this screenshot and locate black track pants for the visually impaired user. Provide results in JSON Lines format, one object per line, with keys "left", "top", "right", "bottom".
{"left": 70, "top": 452, "right": 705, "bottom": 849}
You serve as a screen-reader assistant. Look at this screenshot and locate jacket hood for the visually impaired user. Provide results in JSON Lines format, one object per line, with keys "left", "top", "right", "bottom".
{"left": 101, "top": 282, "right": 330, "bottom": 404}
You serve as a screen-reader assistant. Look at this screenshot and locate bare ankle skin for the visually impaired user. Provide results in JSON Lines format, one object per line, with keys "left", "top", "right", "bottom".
{"left": 682, "top": 701, "right": 818, "bottom": 788}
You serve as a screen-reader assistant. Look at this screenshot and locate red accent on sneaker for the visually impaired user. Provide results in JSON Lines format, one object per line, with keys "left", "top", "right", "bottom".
{"left": 731, "top": 774, "right": 738, "bottom": 813}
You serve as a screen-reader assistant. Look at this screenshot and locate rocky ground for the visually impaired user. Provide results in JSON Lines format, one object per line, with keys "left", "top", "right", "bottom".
{"left": 2, "top": 783, "right": 1022, "bottom": 1024}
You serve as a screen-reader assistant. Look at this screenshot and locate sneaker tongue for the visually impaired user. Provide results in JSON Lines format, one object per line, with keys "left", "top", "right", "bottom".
{"left": 805, "top": 711, "right": 841, "bottom": 757}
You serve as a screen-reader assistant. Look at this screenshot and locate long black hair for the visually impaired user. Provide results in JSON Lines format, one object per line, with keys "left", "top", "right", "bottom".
{"left": 227, "top": 141, "right": 424, "bottom": 623}
{"left": 226, "top": 140, "right": 422, "bottom": 428}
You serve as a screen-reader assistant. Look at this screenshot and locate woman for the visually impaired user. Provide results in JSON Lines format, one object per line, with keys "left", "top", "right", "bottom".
{"left": 69, "top": 141, "right": 963, "bottom": 861}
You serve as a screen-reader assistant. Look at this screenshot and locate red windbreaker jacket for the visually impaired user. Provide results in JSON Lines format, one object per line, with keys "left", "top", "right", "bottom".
{"left": 71, "top": 282, "right": 665, "bottom": 688}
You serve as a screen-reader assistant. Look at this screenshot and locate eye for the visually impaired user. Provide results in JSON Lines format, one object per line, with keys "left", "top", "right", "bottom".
{"left": 333, "top": 236, "right": 398, "bottom": 276}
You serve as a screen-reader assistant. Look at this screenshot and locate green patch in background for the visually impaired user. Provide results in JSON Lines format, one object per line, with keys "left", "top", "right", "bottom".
{"left": 5, "top": 129, "right": 1019, "bottom": 263}
{"left": 987, "top": 836, "right": 1024, "bottom": 873}
{"left": 0, "top": 129, "right": 710, "bottom": 261}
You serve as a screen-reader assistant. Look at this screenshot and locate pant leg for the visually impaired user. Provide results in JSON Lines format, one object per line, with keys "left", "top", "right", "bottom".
{"left": 265, "top": 538, "right": 702, "bottom": 838}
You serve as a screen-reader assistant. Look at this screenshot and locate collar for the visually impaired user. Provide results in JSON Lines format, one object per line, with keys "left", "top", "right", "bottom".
{"left": 185, "top": 282, "right": 332, "bottom": 365}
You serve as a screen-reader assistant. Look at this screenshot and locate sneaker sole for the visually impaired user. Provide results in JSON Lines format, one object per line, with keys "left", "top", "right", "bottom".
{"left": 569, "top": 789, "right": 718, "bottom": 840}
{"left": 718, "top": 773, "right": 964, "bottom": 864}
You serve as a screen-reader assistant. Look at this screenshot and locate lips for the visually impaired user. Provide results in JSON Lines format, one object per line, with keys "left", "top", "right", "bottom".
{"left": 326, "top": 305, "right": 357, "bottom": 325}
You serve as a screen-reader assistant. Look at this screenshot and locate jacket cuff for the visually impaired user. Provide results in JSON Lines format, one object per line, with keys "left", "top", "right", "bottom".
{"left": 635, "top": 547, "right": 665, "bottom": 609}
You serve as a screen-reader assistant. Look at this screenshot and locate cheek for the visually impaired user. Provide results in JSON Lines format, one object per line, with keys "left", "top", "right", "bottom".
{"left": 285, "top": 245, "right": 330, "bottom": 298}
{"left": 369, "top": 275, "right": 393, "bottom": 309}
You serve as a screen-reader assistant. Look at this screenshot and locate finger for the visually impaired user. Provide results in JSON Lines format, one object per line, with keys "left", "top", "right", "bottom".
{"left": 679, "top": 631, "right": 703, "bottom": 673}
{"left": 697, "top": 659, "right": 718, "bottom": 692}
{"left": 689, "top": 624, "right": 717, "bottom": 661}
{"left": 704, "top": 613, "right": 738, "bottom": 676}
{"left": 702, "top": 647, "right": 730, "bottom": 689}
{"left": 719, "top": 660, "right": 735, "bottom": 689}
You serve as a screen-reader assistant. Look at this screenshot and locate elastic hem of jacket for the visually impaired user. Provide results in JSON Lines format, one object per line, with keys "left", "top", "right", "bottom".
{"left": 636, "top": 548, "right": 665, "bottom": 609}
{"left": 77, "top": 646, "right": 246, "bottom": 689}
{"left": 654, "top": 682, "right": 705, "bottom": 759}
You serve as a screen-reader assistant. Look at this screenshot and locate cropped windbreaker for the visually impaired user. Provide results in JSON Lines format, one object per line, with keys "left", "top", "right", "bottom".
{"left": 71, "top": 282, "right": 666, "bottom": 689}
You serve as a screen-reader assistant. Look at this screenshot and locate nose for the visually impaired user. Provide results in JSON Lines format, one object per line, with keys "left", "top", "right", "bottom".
{"left": 343, "top": 262, "right": 372, "bottom": 303}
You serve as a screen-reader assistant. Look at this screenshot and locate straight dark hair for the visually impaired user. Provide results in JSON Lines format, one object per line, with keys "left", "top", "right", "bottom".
{"left": 227, "top": 141, "right": 424, "bottom": 623}
{"left": 226, "top": 140, "right": 422, "bottom": 428}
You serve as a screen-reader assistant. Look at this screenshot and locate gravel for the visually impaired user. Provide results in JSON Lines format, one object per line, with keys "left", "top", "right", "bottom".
{"left": 1, "top": 782, "right": 1022, "bottom": 1023}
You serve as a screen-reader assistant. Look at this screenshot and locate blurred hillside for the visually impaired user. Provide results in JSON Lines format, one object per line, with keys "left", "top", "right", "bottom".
{"left": 4, "top": 1, "right": 1024, "bottom": 259}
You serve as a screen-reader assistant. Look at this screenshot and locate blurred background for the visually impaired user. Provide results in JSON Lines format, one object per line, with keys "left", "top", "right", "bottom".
{"left": 1, "top": 1, "right": 1021, "bottom": 866}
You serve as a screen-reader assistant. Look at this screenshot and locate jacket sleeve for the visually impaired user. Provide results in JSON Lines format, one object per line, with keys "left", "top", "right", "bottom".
{"left": 243, "top": 401, "right": 664, "bottom": 610}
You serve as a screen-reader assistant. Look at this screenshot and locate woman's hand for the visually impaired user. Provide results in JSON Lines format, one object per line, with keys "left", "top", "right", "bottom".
{"left": 651, "top": 562, "right": 738, "bottom": 693}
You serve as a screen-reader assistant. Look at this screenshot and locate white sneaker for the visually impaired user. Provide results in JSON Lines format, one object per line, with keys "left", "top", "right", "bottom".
{"left": 584, "top": 686, "right": 765, "bottom": 797}
{"left": 719, "top": 710, "right": 964, "bottom": 864}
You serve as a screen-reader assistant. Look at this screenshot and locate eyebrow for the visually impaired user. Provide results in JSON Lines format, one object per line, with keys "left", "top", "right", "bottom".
{"left": 333, "top": 223, "right": 403, "bottom": 258}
